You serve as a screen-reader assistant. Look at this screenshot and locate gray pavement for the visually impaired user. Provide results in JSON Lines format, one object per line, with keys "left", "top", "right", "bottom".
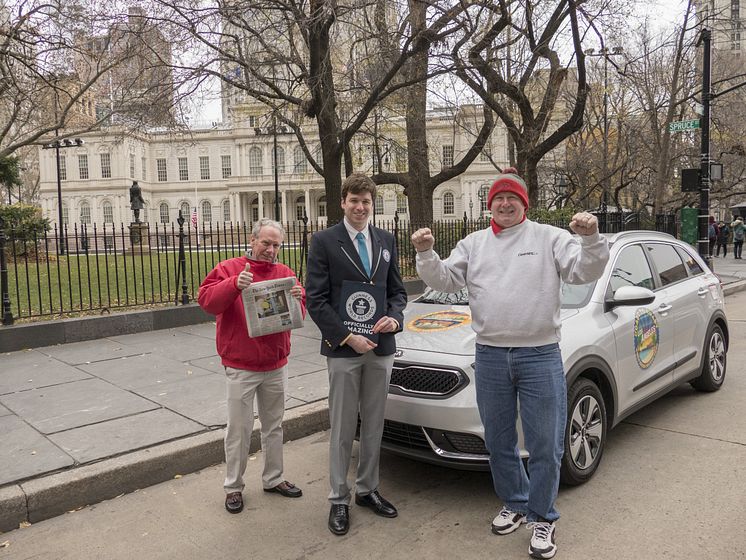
{"left": 1, "top": 254, "right": 746, "bottom": 533}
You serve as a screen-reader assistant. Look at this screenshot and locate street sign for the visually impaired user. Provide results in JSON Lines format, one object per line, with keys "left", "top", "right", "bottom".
{"left": 669, "top": 119, "right": 701, "bottom": 132}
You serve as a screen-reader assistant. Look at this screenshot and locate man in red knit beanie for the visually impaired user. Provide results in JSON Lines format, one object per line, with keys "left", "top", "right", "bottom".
{"left": 412, "top": 167, "right": 609, "bottom": 560}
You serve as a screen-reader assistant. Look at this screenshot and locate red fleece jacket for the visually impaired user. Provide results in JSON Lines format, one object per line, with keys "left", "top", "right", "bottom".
{"left": 198, "top": 256, "right": 306, "bottom": 372}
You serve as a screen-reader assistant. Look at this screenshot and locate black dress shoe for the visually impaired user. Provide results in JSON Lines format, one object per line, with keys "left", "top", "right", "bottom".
{"left": 355, "top": 490, "right": 398, "bottom": 518}
{"left": 263, "top": 480, "right": 303, "bottom": 498}
{"left": 225, "top": 492, "right": 243, "bottom": 514}
{"left": 328, "top": 504, "right": 349, "bottom": 535}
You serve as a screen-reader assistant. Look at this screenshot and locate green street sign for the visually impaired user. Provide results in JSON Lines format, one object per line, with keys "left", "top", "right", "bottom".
{"left": 669, "top": 119, "right": 701, "bottom": 132}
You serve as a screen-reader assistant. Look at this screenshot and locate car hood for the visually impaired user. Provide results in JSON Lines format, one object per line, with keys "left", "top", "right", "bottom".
{"left": 397, "top": 302, "right": 580, "bottom": 356}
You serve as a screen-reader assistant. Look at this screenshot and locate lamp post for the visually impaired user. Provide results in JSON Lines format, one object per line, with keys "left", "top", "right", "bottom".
{"left": 585, "top": 46, "right": 624, "bottom": 218}
{"left": 255, "top": 117, "right": 290, "bottom": 221}
{"left": 556, "top": 175, "right": 568, "bottom": 209}
{"left": 42, "top": 137, "right": 84, "bottom": 255}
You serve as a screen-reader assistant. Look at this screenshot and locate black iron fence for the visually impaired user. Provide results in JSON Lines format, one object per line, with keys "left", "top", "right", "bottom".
{"left": 0, "top": 211, "right": 678, "bottom": 324}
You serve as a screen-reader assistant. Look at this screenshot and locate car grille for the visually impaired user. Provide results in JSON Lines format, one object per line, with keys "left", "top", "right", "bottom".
{"left": 381, "top": 420, "right": 431, "bottom": 451}
{"left": 442, "top": 431, "right": 488, "bottom": 455}
{"left": 390, "top": 363, "right": 467, "bottom": 397}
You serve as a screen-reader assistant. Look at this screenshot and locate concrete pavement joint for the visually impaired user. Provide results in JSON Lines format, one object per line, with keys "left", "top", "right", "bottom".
{"left": 0, "top": 399, "right": 330, "bottom": 533}
{"left": 620, "top": 421, "right": 746, "bottom": 446}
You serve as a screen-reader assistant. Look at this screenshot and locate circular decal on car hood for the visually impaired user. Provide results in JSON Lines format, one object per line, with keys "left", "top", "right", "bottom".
{"left": 634, "top": 308, "right": 659, "bottom": 369}
{"left": 407, "top": 310, "right": 471, "bottom": 332}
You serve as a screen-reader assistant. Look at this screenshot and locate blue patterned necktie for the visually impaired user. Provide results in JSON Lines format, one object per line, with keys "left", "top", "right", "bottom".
{"left": 356, "top": 232, "right": 371, "bottom": 277}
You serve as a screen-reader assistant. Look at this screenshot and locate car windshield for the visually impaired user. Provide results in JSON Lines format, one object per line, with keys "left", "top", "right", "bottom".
{"left": 416, "top": 282, "right": 595, "bottom": 309}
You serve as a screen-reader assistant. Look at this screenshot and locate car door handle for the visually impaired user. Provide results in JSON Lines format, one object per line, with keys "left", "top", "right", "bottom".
{"left": 657, "top": 303, "right": 673, "bottom": 313}
{"left": 697, "top": 287, "right": 708, "bottom": 297}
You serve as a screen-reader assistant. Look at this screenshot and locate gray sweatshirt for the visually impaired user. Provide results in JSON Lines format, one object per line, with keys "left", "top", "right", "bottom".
{"left": 415, "top": 219, "right": 609, "bottom": 347}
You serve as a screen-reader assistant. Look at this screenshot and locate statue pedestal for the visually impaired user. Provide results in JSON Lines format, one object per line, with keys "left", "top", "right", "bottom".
{"left": 127, "top": 222, "right": 151, "bottom": 254}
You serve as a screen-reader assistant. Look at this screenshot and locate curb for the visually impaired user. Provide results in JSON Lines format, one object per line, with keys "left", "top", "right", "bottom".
{"left": 723, "top": 278, "right": 746, "bottom": 296}
{"left": 0, "top": 400, "right": 330, "bottom": 533}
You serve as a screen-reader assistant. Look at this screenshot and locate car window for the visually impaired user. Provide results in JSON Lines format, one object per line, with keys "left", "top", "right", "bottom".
{"left": 609, "top": 244, "right": 655, "bottom": 295}
{"left": 676, "top": 246, "right": 704, "bottom": 276}
{"left": 646, "top": 243, "right": 688, "bottom": 286}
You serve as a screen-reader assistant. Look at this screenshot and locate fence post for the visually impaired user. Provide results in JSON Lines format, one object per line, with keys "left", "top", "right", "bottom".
{"left": 177, "top": 211, "right": 189, "bottom": 305}
{"left": 299, "top": 212, "right": 309, "bottom": 283}
{"left": 0, "top": 215, "right": 15, "bottom": 326}
{"left": 462, "top": 211, "right": 468, "bottom": 239}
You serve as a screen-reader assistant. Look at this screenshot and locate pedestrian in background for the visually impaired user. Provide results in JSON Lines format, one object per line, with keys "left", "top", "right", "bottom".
{"left": 306, "top": 173, "right": 407, "bottom": 536}
{"left": 411, "top": 168, "right": 609, "bottom": 560}
{"left": 716, "top": 221, "right": 730, "bottom": 258}
{"left": 708, "top": 216, "right": 718, "bottom": 257}
{"left": 198, "top": 218, "right": 306, "bottom": 514}
{"left": 731, "top": 215, "right": 745, "bottom": 259}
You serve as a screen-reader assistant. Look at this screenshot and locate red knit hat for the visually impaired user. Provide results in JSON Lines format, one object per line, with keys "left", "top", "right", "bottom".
{"left": 487, "top": 167, "right": 529, "bottom": 209}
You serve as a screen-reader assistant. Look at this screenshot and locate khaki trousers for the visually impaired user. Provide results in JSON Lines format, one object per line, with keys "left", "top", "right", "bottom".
{"left": 223, "top": 365, "right": 287, "bottom": 493}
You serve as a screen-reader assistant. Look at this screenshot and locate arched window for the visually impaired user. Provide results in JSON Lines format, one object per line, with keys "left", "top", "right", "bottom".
{"left": 201, "top": 200, "right": 212, "bottom": 223}
{"left": 375, "top": 195, "right": 384, "bottom": 213}
{"left": 61, "top": 203, "right": 69, "bottom": 225}
{"left": 293, "top": 146, "right": 308, "bottom": 174}
{"left": 102, "top": 201, "right": 114, "bottom": 223}
{"left": 295, "top": 195, "right": 306, "bottom": 221}
{"left": 443, "top": 192, "right": 455, "bottom": 215}
{"left": 250, "top": 198, "right": 259, "bottom": 223}
{"left": 396, "top": 193, "right": 408, "bottom": 214}
{"left": 79, "top": 201, "right": 91, "bottom": 224}
{"left": 159, "top": 202, "right": 170, "bottom": 224}
{"left": 179, "top": 201, "right": 190, "bottom": 220}
{"left": 318, "top": 195, "right": 326, "bottom": 218}
{"left": 273, "top": 146, "right": 286, "bottom": 174}
{"left": 249, "top": 147, "right": 263, "bottom": 176}
{"left": 222, "top": 199, "right": 231, "bottom": 222}
{"left": 479, "top": 186, "right": 489, "bottom": 212}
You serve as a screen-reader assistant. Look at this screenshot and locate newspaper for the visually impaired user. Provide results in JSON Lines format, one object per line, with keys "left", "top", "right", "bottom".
{"left": 241, "top": 277, "right": 303, "bottom": 337}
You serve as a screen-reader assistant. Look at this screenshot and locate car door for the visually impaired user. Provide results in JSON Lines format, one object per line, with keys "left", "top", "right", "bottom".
{"left": 606, "top": 243, "right": 676, "bottom": 416}
{"left": 643, "top": 242, "right": 710, "bottom": 382}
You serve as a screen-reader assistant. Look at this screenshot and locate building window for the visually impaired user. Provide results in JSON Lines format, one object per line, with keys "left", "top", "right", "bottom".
{"left": 199, "top": 156, "right": 210, "bottom": 180}
{"left": 102, "top": 201, "right": 113, "bottom": 223}
{"left": 141, "top": 157, "right": 146, "bottom": 180}
{"left": 201, "top": 200, "right": 212, "bottom": 223}
{"left": 295, "top": 195, "right": 306, "bottom": 220}
{"left": 221, "top": 155, "right": 232, "bottom": 178}
{"left": 129, "top": 154, "right": 135, "bottom": 178}
{"left": 100, "top": 153, "right": 111, "bottom": 178}
{"left": 443, "top": 191, "right": 455, "bottom": 215}
{"left": 479, "top": 186, "right": 489, "bottom": 212}
{"left": 59, "top": 155, "right": 67, "bottom": 180}
{"left": 61, "top": 204, "right": 69, "bottom": 225}
{"left": 480, "top": 143, "right": 492, "bottom": 162}
{"left": 159, "top": 203, "right": 169, "bottom": 224}
{"left": 180, "top": 201, "right": 190, "bottom": 219}
{"left": 249, "top": 147, "right": 263, "bottom": 176}
{"left": 293, "top": 146, "right": 308, "bottom": 174}
{"left": 222, "top": 199, "right": 230, "bottom": 222}
{"left": 157, "top": 158, "right": 167, "bottom": 182}
{"left": 318, "top": 196, "right": 326, "bottom": 218}
{"left": 79, "top": 201, "right": 91, "bottom": 224}
{"left": 375, "top": 194, "right": 384, "bottom": 213}
{"left": 178, "top": 157, "right": 189, "bottom": 181}
{"left": 396, "top": 193, "right": 408, "bottom": 214}
{"left": 273, "top": 146, "right": 286, "bottom": 174}
{"left": 250, "top": 199, "right": 259, "bottom": 222}
{"left": 78, "top": 154, "right": 89, "bottom": 180}
{"left": 442, "top": 145, "right": 454, "bottom": 169}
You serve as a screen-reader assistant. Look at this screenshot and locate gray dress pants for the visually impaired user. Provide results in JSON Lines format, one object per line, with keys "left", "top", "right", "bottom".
{"left": 327, "top": 352, "right": 394, "bottom": 505}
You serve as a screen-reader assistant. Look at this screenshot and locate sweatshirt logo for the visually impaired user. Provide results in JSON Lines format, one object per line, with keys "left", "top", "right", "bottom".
{"left": 517, "top": 251, "right": 538, "bottom": 257}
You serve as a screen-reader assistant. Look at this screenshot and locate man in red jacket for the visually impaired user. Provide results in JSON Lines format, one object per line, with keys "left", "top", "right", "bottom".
{"left": 198, "top": 218, "right": 306, "bottom": 514}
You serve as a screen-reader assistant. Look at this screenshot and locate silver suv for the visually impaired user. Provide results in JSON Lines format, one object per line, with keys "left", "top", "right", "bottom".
{"left": 385, "top": 231, "right": 728, "bottom": 485}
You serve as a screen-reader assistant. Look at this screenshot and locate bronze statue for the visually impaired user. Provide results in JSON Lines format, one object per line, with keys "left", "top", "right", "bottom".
{"left": 129, "top": 181, "right": 145, "bottom": 223}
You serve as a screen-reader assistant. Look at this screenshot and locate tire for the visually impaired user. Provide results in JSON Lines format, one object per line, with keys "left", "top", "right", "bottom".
{"left": 690, "top": 323, "right": 727, "bottom": 392}
{"left": 560, "top": 378, "right": 607, "bottom": 486}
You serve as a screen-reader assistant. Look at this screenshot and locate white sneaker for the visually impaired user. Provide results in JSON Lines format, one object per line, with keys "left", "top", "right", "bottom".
{"left": 491, "top": 506, "right": 527, "bottom": 535}
{"left": 528, "top": 521, "right": 557, "bottom": 559}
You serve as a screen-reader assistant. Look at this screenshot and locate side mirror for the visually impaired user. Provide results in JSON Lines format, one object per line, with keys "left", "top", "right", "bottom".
{"left": 605, "top": 285, "right": 655, "bottom": 312}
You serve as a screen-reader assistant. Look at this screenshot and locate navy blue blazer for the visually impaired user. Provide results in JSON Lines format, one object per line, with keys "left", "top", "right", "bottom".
{"left": 306, "top": 221, "right": 407, "bottom": 357}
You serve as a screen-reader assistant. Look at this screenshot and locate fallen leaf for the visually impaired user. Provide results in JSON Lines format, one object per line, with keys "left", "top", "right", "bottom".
{"left": 174, "top": 474, "right": 182, "bottom": 479}
{"left": 19, "top": 521, "right": 31, "bottom": 528}
{"left": 30, "top": 451, "right": 36, "bottom": 455}
{"left": 0, "top": 541, "right": 10, "bottom": 548}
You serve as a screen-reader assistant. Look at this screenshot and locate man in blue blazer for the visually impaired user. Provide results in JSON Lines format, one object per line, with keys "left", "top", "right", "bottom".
{"left": 306, "top": 173, "right": 407, "bottom": 536}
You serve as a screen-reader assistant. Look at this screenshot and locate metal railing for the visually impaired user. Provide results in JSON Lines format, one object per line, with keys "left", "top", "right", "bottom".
{"left": 0, "top": 211, "right": 678, "bottom": 324}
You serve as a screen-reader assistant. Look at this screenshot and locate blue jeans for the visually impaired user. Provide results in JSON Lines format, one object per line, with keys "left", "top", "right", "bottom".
{"left": 475, "top": 343, "right": 567, "bottom": 522}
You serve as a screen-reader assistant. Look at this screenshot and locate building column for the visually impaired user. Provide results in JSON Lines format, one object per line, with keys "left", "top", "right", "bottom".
{"left": 304, "top": 188, "right": 311, "bottom": 220}
{"left": 257, "top": 190, "right": 264, "bottom": 220}
{"left": 280, "top": 190, "right": 288, "bottom": 223}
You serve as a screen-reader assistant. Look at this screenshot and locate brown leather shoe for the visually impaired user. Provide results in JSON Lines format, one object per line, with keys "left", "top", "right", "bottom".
{"left": 225, "top": 491, "right": 243, "bottom": 514}
{"left": 263, "top": 480, "right": 303, "bottom": 498}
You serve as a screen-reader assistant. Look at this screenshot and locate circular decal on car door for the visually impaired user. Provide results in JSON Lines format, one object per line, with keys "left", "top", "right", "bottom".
{"left": 407, "top": 310, "right": 471, "bottom": 332}
{"left": 633, "top": 308, "right": 659, "bottom": 369}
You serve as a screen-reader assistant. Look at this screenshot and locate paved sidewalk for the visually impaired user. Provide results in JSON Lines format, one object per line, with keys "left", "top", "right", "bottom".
{"left": 2, "top": 254, "right": 746, "bottom": 532}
